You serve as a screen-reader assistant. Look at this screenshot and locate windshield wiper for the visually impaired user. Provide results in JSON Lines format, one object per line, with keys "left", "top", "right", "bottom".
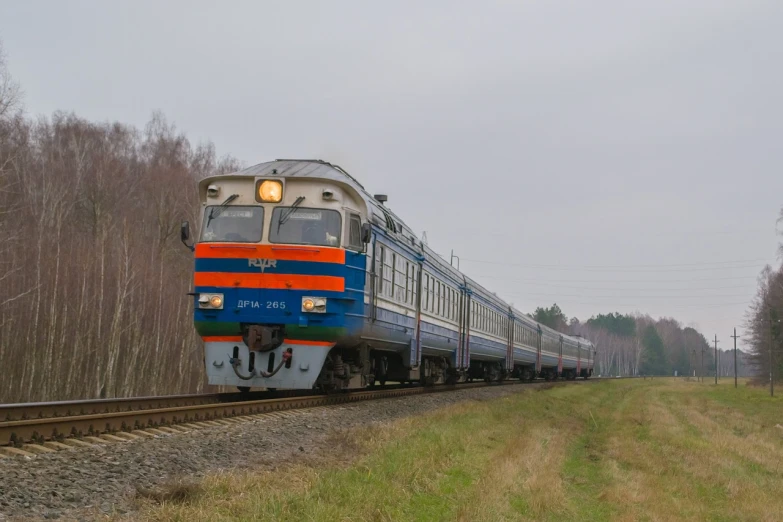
{"left": 206, "top": 194, "right": 239, "bottom": 227}
{"left": 277, "top": 196, "right": 306, "bottom": 231}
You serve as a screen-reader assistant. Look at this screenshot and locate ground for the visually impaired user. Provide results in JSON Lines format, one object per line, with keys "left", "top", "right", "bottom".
{"left": 135, "top": 378, "right": 783, "bottom": 522}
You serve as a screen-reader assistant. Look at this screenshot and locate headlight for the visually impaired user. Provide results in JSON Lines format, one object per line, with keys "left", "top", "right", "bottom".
{"left": 257, "top": 180, "right": 282, "bottom": 202}
{"left": 198, "top": 293, "right": 224, "bottom": 309}
{"left": 302, "top": 297, "right": 326, "bottom": 313}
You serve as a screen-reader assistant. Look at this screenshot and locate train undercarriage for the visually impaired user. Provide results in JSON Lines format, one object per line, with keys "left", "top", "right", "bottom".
{"left": 309, "top": 346, "right": 591, "bottom": 393}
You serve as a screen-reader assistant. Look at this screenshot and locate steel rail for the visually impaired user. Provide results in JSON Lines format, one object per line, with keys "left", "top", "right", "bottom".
{"left": 0, "top": 379, "right": 604, "bottom": 446}
{"left": 0, "top": 389, "right": 320, "bottom": 422}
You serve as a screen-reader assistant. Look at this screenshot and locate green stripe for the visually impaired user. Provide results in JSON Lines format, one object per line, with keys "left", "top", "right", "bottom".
{"left": 195, "top": 321, "right": 242, "bottom": 336}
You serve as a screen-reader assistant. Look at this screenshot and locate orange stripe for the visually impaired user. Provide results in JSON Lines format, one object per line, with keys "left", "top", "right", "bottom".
{"left": 283, "top": 339, "right": 335, "bottom": 346}
{"left": 201, "top": 336, "right": 333, "bottom": 347}
{"left": 196, "top": 243, "right": 345, "bottom": 263}
{"left": 195, "top": 272, "right": 344, "bottom": 292}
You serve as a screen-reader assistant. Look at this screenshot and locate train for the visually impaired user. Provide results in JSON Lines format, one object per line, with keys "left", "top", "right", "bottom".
{"left": 180, "top": 159, "right": 595, "bottom": 392}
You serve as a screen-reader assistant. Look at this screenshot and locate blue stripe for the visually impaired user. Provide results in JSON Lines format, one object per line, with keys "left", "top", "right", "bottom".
{"left": 195, "top": 258, "right": 347, "bottom": 277}
{"left": 194, "top": 286, "right": 360, "bottom": 328}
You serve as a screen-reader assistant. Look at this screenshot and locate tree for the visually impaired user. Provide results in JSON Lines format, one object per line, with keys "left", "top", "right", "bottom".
{"left": 586, "top": 312, "right": 636, "bottom": 337}
{"left": 0, "top": 41, "right": 22, "bottom": 121}
{"left": 745, "top": 263, "right": 783, "bottom": 384}
{"left": 639, "top": 325, "right": 667, "bottom": 375}
{"left": 532, "top": 303, "right": 568, "bottom": 332}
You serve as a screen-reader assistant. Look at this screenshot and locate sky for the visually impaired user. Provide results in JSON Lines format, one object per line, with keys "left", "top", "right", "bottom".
{"left": 2, "top": 0, "right": 782, "bottom": 349}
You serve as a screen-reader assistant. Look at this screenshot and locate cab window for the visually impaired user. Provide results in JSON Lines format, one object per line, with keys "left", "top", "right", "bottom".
{"left": 269, "top": 207, "right": 342, "bottom": 247}
{"left": 347, "top": 213, "right": 363, "bottom": 251}
{"left": 201, "top": 206, "right": 264, "bottom": 243}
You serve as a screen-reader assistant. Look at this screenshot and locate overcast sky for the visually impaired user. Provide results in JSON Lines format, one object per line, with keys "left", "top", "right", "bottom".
{"left": 2, "top": 0, "right": 782, "bottom": 349}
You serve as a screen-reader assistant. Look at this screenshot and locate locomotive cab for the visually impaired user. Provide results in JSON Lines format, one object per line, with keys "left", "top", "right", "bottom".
{"left": 188, "top": 162, "right": 373, "bottom": 391}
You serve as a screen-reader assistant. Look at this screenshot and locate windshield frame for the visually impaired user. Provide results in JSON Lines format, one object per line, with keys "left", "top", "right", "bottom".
{"left": 268, "top": 206, "right": 343, "bottom": 247}
{"left": 200, "top": 205, "right": 265, "bottom": 243}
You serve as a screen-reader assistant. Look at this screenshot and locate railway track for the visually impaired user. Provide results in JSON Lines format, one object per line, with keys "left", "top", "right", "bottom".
{"left": 0, "top": 379, "right": 600, "bottom": 450}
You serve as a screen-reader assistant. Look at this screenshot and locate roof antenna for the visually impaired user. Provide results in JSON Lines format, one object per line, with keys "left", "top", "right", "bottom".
{"left": 450, "top": 249, "right": 460, "bottom": 270}
{"left": 421, "top": 231, "right": 428, "bottom": 245}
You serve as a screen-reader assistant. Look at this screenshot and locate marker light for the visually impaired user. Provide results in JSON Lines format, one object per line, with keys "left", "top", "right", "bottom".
{"left": 198, "top": 293, "right": 224, "bottom": 309}
{"left": 257, "top": 180, "right": 283, "bottom": 202}
{"left": 302, "top": 297, "right": 327, "bottom": 313}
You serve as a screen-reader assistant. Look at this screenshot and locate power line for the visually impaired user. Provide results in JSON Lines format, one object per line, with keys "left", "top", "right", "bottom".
{"left": 460, "top": 259, "right": 764, "bottom": 273}
{"left": 463, "top": 257, "right": 767, "bottom": 269}
{"left": 470, "top": 274, "right": 758, "bottom": 284}
{"left": 506, "top": 294, "right": 751, "bottom": 308}
{"left": 467, "top": 280, "right": 753, "bottom": 292}
{"left": 500, "top": 290, "right": 751, "bottom": 300}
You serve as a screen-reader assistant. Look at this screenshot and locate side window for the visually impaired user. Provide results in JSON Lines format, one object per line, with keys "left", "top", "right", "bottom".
{"left": 432, "top": 281, "right": 436, "bottom": 314}
{"left": 424, "top": 274, "right": 429, "bottom": 311}
{"left": 391, "top": 253, "right": 397, "bottom": 299}
{"left": 405, "top": 261, "right": 413, "bottom": 303}
{"left": 384, "top": 248, "right": 393, "bottom": 297}
{"left": 347, "top": 214, "right": 363, "bottom": 251}
{"left": 377, "top": 246, "right": 385, "bottom": 295}
{"left": 411, "top": 264, "right": 421, "bottom": 305}
{"left": 440, "top": 283, "right": 445, "bottom": 317}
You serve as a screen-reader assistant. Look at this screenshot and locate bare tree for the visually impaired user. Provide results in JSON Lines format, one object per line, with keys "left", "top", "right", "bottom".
{"left": 0, "top": 41, "right": 22, "bottom": 121}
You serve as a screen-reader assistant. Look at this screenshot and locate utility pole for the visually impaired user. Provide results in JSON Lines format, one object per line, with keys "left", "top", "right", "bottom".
{"left": 713, "top": 335, "right": 719, "bottom": 385}
{"left": 731, "top": 328, "right": 739, "bottom": 389}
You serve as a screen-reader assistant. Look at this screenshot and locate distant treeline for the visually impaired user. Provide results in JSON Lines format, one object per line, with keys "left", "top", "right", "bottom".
{"left": 532, "top": 305, "right": 753, "bottom": 378}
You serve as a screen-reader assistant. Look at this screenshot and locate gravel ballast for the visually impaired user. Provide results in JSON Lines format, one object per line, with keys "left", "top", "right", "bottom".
{"left": 0, "top": 382, "right": 569, "bottom": 520}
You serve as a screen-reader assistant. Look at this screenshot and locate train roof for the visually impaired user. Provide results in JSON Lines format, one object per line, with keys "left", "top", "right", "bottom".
{"left": 219, "top": 159, "right": 593, "bottom": 349}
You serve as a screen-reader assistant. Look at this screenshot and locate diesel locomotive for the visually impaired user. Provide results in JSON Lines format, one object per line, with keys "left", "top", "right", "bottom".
{"left": 181, "top": 159, "right": 594, "bottom": 391}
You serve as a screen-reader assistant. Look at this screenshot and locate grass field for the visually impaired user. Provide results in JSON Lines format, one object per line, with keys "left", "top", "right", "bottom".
{"left": 139, "top": 379, "right": 783, "bottom": 521}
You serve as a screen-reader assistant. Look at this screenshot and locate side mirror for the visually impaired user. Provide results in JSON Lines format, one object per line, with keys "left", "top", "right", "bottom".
{"left": 181, "top": 221, "right": 195, "bottom": 252}
{"left": 361, "top": 222, "right": 372, "bottom": 244}
{"left": 181, "top": 221, "right": 191, "bottom": 242}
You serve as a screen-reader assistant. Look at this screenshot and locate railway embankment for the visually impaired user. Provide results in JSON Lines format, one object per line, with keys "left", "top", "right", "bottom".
{"left": 0, "top": 382, "right": 549, "bottom": 520}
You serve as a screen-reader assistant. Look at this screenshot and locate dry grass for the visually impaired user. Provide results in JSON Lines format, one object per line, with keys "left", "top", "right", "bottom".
{"left": 135, "top": 379, "right": 783, "bottom": 522}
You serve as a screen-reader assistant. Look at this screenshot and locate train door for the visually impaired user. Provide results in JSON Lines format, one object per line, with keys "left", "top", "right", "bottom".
{"left": 505, "top": 310, "right": 514, "bottom": 377}
{"left": 411, "top": 256, "right": 424, "bottom": 368}
{"left": 459, "top": 285, "right": 472, "bottom": 377}
{"left": 536, "top": 325, "right": 542, "bottom": 375}
{"left": 558, "top": 335, "right": 564, "bottom": 377}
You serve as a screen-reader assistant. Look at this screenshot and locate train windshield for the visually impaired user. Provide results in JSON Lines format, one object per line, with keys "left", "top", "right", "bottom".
{"left": 269, "top": 207, "right": 342, "bottom": 247}
{"left": 201, "top": 206, "right": 264, "bottom": 242}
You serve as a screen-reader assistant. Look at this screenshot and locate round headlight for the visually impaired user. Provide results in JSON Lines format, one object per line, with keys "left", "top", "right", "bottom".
{"left": 210, "top": 295, "right": 223, "bottom": 308}
{"left": 258, "top": 180, "right": 283, "bottom": 202}
{"left": 302, "top": 298, "right": 315, "bottom": 312}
